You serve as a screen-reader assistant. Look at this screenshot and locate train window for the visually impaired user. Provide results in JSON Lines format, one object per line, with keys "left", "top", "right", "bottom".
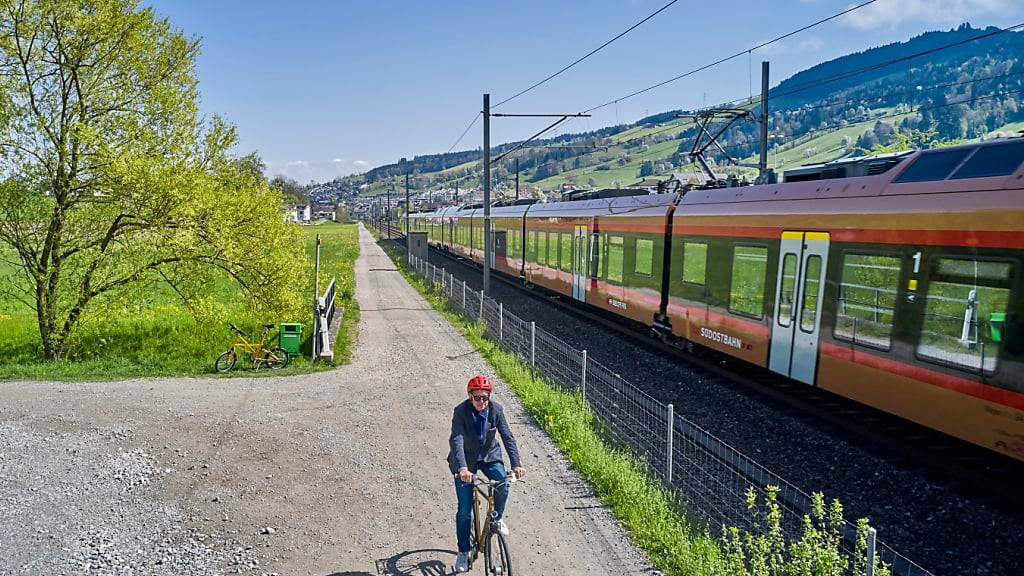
{"left": 607, "top": 235, "right": 624, "bottom": 283}
{"left": 536, "top": 232, "right": 547, "bottom": 266}
{"left": 728, "top": 245, "right": 769, "bottom": 319}
{"left": 682, "top": 241, "right": 707, "bottom": 286}
{"left": 799, "top": 255, "right": 823, "bottom": 333}
{"left": 777, "top": 253, "right": 797, "bottom": 328}
{"left": 546, "top": 233, "right": 559, "bottom": 268}
{"left": 590, "top": 234, "right": 601, "bottom": 278}
{"left": 560, "top": 233, "right": 572, "bottom": 272}
{"left": 916, "top": 258, "right": 1014, "bottom": 375}
{"left": 526, "top": 231, "right": 536, "bottom": 262}
{"left": 834, "top": 253, "right": 901, "bottom": 349}
{"left": 950, "top": 140, "right": 1024, "bottom": 179}
{"left": 635, "top": 239, "right": 654, "bottom": 276}
{"left": 893, "top": 148, "right": 973, "bottom": 183}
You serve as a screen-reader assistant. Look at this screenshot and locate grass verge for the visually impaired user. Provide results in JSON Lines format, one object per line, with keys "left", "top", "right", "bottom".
{"left": 0, "top": 222, "right": 359, "bottom": 380}
{"left": 373, "top": 233, "right": 725, "bottom": 576}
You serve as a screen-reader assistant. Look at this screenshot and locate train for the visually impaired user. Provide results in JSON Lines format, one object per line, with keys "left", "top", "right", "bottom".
{"left": 406, "top": 138, "right": 1024, "bottom": 462}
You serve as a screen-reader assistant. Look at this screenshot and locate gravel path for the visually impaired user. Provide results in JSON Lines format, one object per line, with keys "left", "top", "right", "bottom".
{"left": 421, "top": 245, "right": 1024, "bottom": 576}
{"left": 0, "top": 223, "right": 653, "bottom": 576}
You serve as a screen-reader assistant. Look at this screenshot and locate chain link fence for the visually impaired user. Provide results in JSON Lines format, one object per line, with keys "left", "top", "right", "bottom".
{"left": 406, "top": 253, "right": 932, "bottom": 576}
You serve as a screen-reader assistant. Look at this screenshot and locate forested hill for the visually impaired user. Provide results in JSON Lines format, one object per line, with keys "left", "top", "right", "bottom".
{"left": 327, "top": 24, "right": 1024, "bottom": 198}
{"left": 770, "top": 24, "right": 1021, "bottom": 109}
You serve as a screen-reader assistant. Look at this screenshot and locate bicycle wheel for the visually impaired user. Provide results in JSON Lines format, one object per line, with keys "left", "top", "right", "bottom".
{"left": 215, "top": 350, "right": 236, "bottom": 372}
{"left": 483, "top": 531, "right": 512, "bottom": 576}
{"left": 266, "top": 347, "right": 289, "bottom": 370}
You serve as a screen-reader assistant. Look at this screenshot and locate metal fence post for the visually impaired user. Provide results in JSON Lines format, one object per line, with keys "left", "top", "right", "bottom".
{"left": 462, "top": 281, "right": 467, "bottom": 311}
{"left": 479, "top": 289, "right": 485, "bottom": 320}
{"left": 499, "top": 302, "right": 504, "bottom": 342}
{"left": 866, "top": 527, "right": 877, "bottom": 576}
{"left": 580, "top": 349, "right": 587, "bottom": 400}
{"left": 449, "top": 273, "right": 454, "bottom": 299}
{"left": 530, "top": 321, "right": 536, "bottom": 368}
{"left": 666, "top": 404, "right": 674, "bottom": 484}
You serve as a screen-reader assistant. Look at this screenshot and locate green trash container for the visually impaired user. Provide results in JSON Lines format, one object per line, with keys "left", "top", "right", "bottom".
{"left": 279, "top": 323, "right": 303, "bottom": 355}
{"left": 990, "top": 312, "right": 1006, "bottom": 343}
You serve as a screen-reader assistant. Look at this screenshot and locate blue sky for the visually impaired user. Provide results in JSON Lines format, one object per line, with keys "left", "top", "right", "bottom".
{"left": 147, "top": 0, "right": 1021, "bottom": 183}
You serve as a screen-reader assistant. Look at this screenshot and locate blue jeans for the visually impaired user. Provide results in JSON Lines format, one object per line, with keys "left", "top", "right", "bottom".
{"left": 455, "top": 461, "right": 508, "bottom": 553}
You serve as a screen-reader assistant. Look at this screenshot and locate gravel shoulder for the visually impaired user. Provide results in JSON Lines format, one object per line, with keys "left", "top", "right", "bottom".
{"left": 0, "top": 223, "right": 653, "bottom": 576}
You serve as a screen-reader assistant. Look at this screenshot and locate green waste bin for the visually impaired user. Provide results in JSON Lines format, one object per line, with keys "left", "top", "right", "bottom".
{"left": 279, "top": 323, "right": 303, "bottom": 355}
{"left": 990, "top": 312, "right": 1006, "bottom": 343}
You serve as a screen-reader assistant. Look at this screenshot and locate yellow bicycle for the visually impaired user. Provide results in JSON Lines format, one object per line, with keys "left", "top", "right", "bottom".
{"left": 215, "top": 323, "right": 290, "bottom": 372}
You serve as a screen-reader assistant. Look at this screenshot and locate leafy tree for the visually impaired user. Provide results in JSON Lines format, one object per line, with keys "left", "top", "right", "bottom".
{"left": 270, "top": 175, "right": 308, "bottom": 205}
{"left": 639, "top": 160, "right": 655, "bottom": 177}
{"left": 0, "top": 0, "right": 304, "bottom": 361}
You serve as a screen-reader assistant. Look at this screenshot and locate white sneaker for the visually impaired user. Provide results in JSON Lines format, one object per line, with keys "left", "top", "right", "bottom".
{"left": 495, "top": 519, "right": 509, "bottom": 536}
{"left": 454, "top": 552, "right": 469, "bottom": 573}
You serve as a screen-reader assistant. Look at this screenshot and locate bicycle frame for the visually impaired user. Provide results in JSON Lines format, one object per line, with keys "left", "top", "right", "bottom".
{"left": 225, "top": 325, "right": 283, "bottom": 369}
{"left": 468, "top": 472, "right": 515, "bottom": 563}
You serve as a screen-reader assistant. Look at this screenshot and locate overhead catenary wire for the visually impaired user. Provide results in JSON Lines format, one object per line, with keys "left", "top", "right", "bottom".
{"left": 709, "top": 85, "right": 1024, "bottom": 171}
{"left": 492, "top": 0, "right": 682, "bottom": 109}
{"left": 723, "top": 21, "right": 1024, "bottom": 113}
{"left": 580, "top": 0, "right": 881, "bottom": 115}
{"left": 445, "top": 112, "right": 482, "bottom": 156}
{"left": 440, "top": 0, "right": 881, "bottom": 174}
{"left": 782, "top": 69, "right": 1024, "bottom": 114}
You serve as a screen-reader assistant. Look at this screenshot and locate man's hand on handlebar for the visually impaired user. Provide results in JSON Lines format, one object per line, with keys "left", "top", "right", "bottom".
{"left": 512, "top": 467, "right": 526, "bottom": 480}
{"left": 458, "top": 467, "right": 474, "bottom": 483}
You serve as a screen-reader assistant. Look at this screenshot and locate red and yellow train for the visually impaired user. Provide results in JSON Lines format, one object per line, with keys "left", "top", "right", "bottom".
{"left": 408, "top": 138, "right": 1024, "bottom": 462}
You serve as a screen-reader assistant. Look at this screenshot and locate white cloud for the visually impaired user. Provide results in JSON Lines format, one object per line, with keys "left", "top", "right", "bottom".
{"left": 754, "top": 40, "right": 788, "bottom": 56}
{"left": 269, "top": 158, "right": 374, "bottom": 183}
{"left": 841, "top": 0, "right": 1015, "bottom": 31}
{"left": 798, "top": 36, "right": 824, "bottom": 52}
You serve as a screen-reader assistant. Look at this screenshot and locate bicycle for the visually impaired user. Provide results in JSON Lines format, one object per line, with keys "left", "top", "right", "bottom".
{"left": 215, "top": 323, "right": 290, "bottom": 372}
{"left": 459, "top": 470, "right": 518, "bottom": 575}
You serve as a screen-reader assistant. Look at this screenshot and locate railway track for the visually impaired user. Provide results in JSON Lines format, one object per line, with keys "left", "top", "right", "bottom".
{"left": 415, "top": 239, "right": 1024, "bottom": 511}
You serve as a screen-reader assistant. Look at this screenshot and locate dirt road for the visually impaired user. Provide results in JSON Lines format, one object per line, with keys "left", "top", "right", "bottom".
{"left": 0, "top": 224, "right": 652, "bottom": 575}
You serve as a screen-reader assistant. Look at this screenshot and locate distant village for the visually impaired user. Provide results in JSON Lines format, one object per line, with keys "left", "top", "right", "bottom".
{"left": 286, "top": 173, "right": 690, "bottom": 225}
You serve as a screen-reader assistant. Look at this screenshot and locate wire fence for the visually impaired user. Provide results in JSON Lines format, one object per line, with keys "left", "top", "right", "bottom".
{"left": 404, "top": 250, "right": 932, "bottom": 576}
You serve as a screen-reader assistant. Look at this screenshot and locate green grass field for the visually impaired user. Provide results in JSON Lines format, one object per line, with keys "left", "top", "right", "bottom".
{"left": 0, "top": 222, "right": 360, "bottom": 380}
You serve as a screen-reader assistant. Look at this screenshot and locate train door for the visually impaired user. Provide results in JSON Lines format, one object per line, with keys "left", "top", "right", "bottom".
{"left": 572, "top": 225, "right": 588, "bottom": 301}
{"left": 769, "top": 231, "right": 830, "bottom": 385}
{"left": 493, "top": 229, "right": 507, "bottom": 266}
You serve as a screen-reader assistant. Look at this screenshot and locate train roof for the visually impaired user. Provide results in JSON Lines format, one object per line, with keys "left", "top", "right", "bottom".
{"left": 526, "top": 192, "right": 676, "bottom": 218}
{"left": 678, "top": 137, "right": 1024, "bottom": 209}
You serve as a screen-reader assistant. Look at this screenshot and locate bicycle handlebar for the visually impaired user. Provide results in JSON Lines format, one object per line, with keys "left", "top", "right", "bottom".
{"left": 228, "top": 323, "right": 247, "bottom": 336}
{"left": 455, "top": 470, "right": 521, "bottom": 488}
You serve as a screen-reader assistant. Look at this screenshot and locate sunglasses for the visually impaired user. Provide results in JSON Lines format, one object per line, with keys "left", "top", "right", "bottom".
{"left": 471, "top": 394, "right": 491, "bottom": 402}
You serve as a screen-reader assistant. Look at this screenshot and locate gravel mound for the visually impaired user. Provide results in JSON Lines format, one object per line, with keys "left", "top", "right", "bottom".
{"left": 0, "top": 423, "right": 261, "bottom": 575}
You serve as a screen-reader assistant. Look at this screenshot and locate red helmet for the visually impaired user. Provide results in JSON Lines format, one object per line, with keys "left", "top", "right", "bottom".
{"left": 467, "top": 375, "right": 494, "bottom": 393}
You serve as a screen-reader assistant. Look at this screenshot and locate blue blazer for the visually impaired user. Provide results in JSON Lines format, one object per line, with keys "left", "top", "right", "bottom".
{"left": 447, "top": 399, "right": 522, "bottom": 474}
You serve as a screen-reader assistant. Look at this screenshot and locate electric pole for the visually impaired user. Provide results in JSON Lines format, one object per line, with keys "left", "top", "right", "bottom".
{"left": 483, "top": 93, "right": 491, "bottom": 294}
{"left": 515, "top": 158, "right": 520, "bottom": 200}
{"left": 759, "top": 61, "right": 770, "bottom": 183}
{"left": 405, "top": 173, "right": 410, "bottom": 250}
{"left": 386, "top": 187, "right": 391, "bottom": 239}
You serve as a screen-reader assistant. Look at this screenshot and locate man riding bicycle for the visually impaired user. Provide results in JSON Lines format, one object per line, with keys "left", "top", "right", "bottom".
{"left": 447, "top": 375, "right": 526, "bottom": 573}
